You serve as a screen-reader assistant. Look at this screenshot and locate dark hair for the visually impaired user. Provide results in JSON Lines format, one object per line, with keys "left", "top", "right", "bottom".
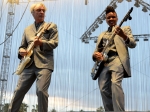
{"left": 105, "top": 6, "right": 116, "bottom": 15}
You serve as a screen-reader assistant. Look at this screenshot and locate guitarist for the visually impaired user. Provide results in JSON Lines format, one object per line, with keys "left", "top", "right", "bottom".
{"left": 92, "top": 6, "right": 136, "bottom": 111}
{"left": 8, "top": 2, "right": 58, "bottom": 112}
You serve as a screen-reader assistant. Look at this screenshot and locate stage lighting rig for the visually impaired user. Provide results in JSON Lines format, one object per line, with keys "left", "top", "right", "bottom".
{"left": 80, "top": 0, "right": 150, "bottom": 43}
{"left": 134, "top": 0, "right": 150, "bottom": 13}
{"left": 82, "top": 34, "right": 150, "bottom": 44}
{"left": 134, "top": 34, "right": 150, "bottom": 41}
{"left": 126, "top": 0, "right": 132, "bottom": 2}
{"left": 118, "top": 0, "right": 123, "bottom": 3}
{"left": 80, "top": 0, "right": 120, "bottom": 43}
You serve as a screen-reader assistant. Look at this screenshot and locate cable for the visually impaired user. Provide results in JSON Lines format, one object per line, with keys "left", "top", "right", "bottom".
{"left": 0, "top": 1, "right": 30, "bottom": 45}
{"left": 0, "top": 0, "right": 58, "bottom": 46}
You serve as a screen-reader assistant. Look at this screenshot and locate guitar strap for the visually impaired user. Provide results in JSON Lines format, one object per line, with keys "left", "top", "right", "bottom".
{"left": 35, "top": 22, "right": 52, "bottom": 36}
{"left": 108, "top": 26, "right": 112, "bottom": 32}
{"left": 98, "top": 25, "right": 117, "bottom": 51}
{"left": 34, "top": 22, "right": 52, "bottom": 47}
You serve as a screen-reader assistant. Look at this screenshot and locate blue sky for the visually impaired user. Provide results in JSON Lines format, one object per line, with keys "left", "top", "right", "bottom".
{"left": 0, "top": 0, "right": 150, "bottom": 111}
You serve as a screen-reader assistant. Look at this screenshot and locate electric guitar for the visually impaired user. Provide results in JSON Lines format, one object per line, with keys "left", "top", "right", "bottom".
{"left": 91, "top": 7, "right": 133, "bottom": 80}
{"left": 15, "top": 23, "right": 51, "bottom": 75}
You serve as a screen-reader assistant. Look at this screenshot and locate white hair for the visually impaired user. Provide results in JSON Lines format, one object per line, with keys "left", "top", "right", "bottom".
{"left": 30, "top": 3, "right": 47, "bottom": 13}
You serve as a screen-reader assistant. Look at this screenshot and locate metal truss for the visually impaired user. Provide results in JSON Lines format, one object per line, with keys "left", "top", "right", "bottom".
{"left": 83, "top": 34, "right": 150, "bottom": 44}
{"left": 80, "top": 0, "right": 150, "bottom": 43}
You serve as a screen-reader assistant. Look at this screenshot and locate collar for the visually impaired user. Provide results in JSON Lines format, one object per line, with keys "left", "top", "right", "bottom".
{"left": 35, "top": 21, "right": 44, "bottom": 30}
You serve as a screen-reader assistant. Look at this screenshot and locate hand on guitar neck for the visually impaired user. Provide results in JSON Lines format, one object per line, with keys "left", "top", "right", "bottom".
{"left": 19, "top": 36, "right": 42, "bottom": 57}
{"left": 34, "top": 36, "right": 43, "bottom": 46}
{"left": 93, "top": 52, "right": 104, "bottom": 61}
{"left": 114, "top": 26, "right": 128, "bottom": 41}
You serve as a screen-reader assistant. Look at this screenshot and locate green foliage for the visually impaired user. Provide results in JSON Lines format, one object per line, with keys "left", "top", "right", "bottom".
{"left": 19, "top": 103, "right": 28, "bottom": 112}
{"left": 2, "top": 103, "right": 28, "bottom": 112}
{"left": 96, "top": 106, "right": 105, "bottom": 112}
{"left": 2, "top": 103, "right": 9, "bottom": 112}
{"left": 31, "top": 104, "right": 38, "bottom": 112}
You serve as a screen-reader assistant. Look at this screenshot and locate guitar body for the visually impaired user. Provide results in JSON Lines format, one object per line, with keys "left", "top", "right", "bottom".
{"left": 91, "top": 61, "right": 104, "bottom": 80}
{"left": 15, "top": 50, "right": 33, "bottom": 75}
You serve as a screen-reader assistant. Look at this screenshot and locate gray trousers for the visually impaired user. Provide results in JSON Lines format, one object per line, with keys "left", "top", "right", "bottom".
{"left": 8, "top": 63, "right": 52, "bottom": 112}
{"left": 98, "top": 56, "right": 125, "bottom": 111}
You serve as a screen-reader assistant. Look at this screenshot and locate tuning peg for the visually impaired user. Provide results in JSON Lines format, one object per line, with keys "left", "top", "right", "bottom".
{"left": 128, "top": 16, "right": 132, "bottom": 20}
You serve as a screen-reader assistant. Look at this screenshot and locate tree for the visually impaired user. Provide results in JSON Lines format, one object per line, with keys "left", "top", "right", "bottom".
{"left": 96, "top": 106, "right": 105, "bottom": 112}
{"left": 19, "top": 103, "right": 28, "bottom": 112}
{"left": 2, "top": 103, "right": 9, "bottom": 112}
{"left": 79, "top": 109, "right": 84, "bottom": 112}
{"left": 2, "top": 103, "right": 28, "bottom": 112}
{"left": 31, "top": 104, "right": 38, "bottom": 112}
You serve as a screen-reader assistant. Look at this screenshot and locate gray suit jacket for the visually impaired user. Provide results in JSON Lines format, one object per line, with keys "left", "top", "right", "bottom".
{"left": 93, "top": 26, "right": 136, "bottom": 78}
{"left": 18, "top": 22, "right": 58, "bottom": 71}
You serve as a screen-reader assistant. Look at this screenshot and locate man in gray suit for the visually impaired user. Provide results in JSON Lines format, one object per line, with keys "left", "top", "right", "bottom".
{"left": 92, "top": 6, "right": 136, "bottom": 111}
{"left": 8, "top": 2, "right": 58, "bottom": 112}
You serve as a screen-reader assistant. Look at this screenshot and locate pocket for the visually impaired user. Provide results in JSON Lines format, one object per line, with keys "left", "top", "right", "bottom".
{"left": 43, "top": 33, "right": 50, "bottom": 40}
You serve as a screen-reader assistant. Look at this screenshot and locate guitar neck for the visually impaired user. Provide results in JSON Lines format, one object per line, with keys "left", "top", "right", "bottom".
{"left": 27, "top": 42, "right": 34, "bottom": 53}
{"left": 102, "top": 18, "right": 125, "bottom": 54}
{"left": 26, "top": 32, "right": 43, "bottom": 53}
{"left": 26, "top": 31, "right": 43, "bottom": 53}
{"left": 102, "top": 32, "right": 116, "bottom": 54}
{"left": 26, "top": 23, "right": 51, "bottom": 53}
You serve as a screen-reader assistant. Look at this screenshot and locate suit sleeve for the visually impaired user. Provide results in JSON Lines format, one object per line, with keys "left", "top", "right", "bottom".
{"left": 40, "top": 23, "right": 58, "bottom": 51}
{"left": 92, "top": 33, "right": 104, "bottom": 61}
{"left": 123, "top": 26, "right": 136, "bottom": 48}
{"left": 18, "top": 31, "right": 28, "bottom": 59}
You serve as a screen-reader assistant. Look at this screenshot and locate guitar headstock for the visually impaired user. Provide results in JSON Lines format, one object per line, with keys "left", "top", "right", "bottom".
{"left": 119, "top": 7, "right": 133, "bottom": 27}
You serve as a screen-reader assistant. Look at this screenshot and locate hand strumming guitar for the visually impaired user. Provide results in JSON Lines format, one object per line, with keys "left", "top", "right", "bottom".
{"left": 34, "top": 36, "right": 43, "bottom": 46}
{"left": 19, "top": 48, "right": 27, "bottom": 57}
{"left": 93, "top": 52, "right": 104, "bottom": 61}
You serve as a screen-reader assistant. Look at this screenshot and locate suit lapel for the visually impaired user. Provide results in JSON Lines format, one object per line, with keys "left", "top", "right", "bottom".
{"left": 31, "top": 23, "right": 36, "bottom": 33}
{"left": 37, "top": 22, "right": 46, "bottom": 33}
{"left": 97, "top": 31, "right": 107, "bottom": 45}
{"left": 31, "top": 22, "right": 46, "bottom": 34}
